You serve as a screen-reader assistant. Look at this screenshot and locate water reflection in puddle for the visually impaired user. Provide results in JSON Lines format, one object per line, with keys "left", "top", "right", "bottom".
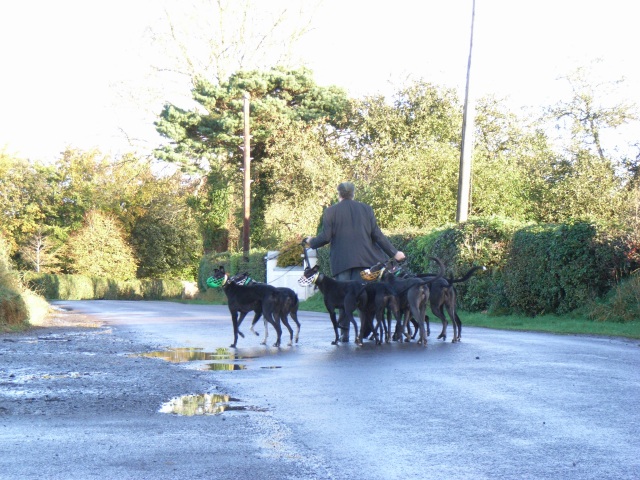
{"left": 138, "top": 347, "right": 257, "bottom": 363}
{"left": 159, "top": 393, "right": 266, "bottom": 415}
{"left": 204, "top": 363, "right": 247, "bottom": 371}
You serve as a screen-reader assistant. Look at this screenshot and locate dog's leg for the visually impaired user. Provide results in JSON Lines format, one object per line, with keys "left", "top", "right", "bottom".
{"left": 373, "top": 310, "right": 384, "bottom": 345}
{"left": 454, "top": 312, "right": 462, "bottom": 342}
{"left": 290, "top": 309, "right": 301, "bottom": 343}
{"left": 249, "top": 311, "right": 262, "bottom": 336}
{"left": 237, "top": 311, "right": 250, "bottom": 338}
{"left": 387, "top": 300, "right": 400, "bottom": 344}
{"left": 328, "top": 310, "right": 341, "bottom": 345}
{"left": 344, "top": 295, "right": 361, "bottom": 345}
{"left": 261, "top": 318, "right": 269, "bottom": 345}
{"left": 444, "top": 288, "right": 460, "bottom": 342}
{"left": 230, "top": 311, "right": 240, "bottom": 348}
{"left": 432, "top": 304, "right": 448, "bottom": 341}
{"left": 408, "top": 290, "right": 427, "bottom": 347}
{"left": 263, "top": 299, "right": 282, "bottom": 348}
{"left": 281, "top": 312, "right": 294, "bottom": 346}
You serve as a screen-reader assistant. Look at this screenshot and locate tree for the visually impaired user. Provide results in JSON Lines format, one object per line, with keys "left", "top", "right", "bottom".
{"left": 114, "top": 0, "right": 319, "bottom": 152}
{"left": 155, "top": 67, "right": 350, "bottom": 249}
{"left": 471, "top": 96, "right": 559, "bottom": 222}
{"left": 131, "top": 201, "right": 203, "bottom": 280}
{"left": 548, "top": 65, "right": 637, "bottom": 162}
{"left": 154, "top": 0, "right": 317, "bottom": 86}
{"left": 63, "top": 211, "right": 137, "bottom": 280}
{"left": 260, "top": 116, "right": 346, "bottom": 245}
{"left": 18, "top": 228, "right": 61, "bottom": 273}
{"left": 543, "top": 65, "right": 638, "bottom": 225}
{"left": 0, "top": 152, "right": 51, "bottom": 254}
{"left": 345, "top": 81, "right": 463, "bottom": 230}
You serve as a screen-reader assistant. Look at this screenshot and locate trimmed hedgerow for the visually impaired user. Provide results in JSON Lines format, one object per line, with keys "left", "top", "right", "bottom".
{"left": 405, "top": 217, "right": 524, "bottom": 311}
{"left": 23, "top": 272, "right": 184, "bottom": 301}
{"left": 502, "top": 222, "right": 635, "bottom": 315}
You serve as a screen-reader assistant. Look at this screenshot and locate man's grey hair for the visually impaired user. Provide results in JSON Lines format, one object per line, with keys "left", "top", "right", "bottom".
{"left": 337, "top": 182, "right": 355, "bottom": 200}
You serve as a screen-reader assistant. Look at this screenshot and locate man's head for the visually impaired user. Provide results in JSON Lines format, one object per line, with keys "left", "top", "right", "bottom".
{"left": 337, "top": 182, "right": 355, "bottom": 200}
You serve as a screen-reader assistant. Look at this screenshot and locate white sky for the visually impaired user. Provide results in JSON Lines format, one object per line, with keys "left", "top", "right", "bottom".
{"left": 1, "top": 0, "right": 639, "bottom": 162}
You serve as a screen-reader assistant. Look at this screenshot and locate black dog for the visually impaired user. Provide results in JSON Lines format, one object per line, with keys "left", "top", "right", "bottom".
{"left": 299, "top": 265, "right": 365, "bottom": 345}
{"left": 417, "top": 266, "right": 486, "bottom": 342}
{"left": 380, "top": 257, "right": 445, "bottom": 346}
{"left": 356, "top": 281, "right": 400, "bottom": 345}
{"left": 228, "top": 272, "right": 301, "bottom": 346}
{"left": 211, "top": 266, "right": 283, "bottom": 348}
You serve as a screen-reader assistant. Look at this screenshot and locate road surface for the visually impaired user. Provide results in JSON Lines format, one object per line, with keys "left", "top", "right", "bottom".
{"left": 1, "top": 300, "right": 639, "bottom": 479}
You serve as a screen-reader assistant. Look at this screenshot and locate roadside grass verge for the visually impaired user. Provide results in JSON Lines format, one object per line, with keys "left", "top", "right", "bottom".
{"left": 457, "top": 310, "right": 640, "bottom": 339}
{"left": 298, "top": 293, "right": 640, "bottom": 339}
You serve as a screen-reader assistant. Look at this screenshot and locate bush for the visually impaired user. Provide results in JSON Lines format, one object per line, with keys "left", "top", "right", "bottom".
{"left": 406, "top": 217, "right": 523, "bottom": 311}
{"left": 586, "top": 272, "right": 640, "bottom": 322}
{"left": 502, "top": 222, "right": 633, "bottom": 315}
{"left": 23, "top": 272, "right": 185, "bottom": 300}
{"left": 276, "top": 239, "right": 305, "bottom": 268}
{"left": 1, "top": 234, "right": 43, "bottom": 329}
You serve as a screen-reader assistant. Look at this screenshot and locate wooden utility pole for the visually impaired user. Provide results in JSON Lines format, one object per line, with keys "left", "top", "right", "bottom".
{"left": 242, "top": 92, "right": 251, "bottom": 259}
{"left": 456, "top": 0, "right": 476, "bottom": 223}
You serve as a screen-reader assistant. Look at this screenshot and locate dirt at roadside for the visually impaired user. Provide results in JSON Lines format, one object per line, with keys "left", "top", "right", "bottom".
{"left": 0, "top": 309, "right": 217, "bottom": 418}
{"left": 0, "top": 308, "right": 321, "bottom": 480}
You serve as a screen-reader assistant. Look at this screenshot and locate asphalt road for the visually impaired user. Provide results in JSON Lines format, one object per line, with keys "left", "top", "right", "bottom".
{"left": 2, "top": 300, "right": 639, "bottom": 480}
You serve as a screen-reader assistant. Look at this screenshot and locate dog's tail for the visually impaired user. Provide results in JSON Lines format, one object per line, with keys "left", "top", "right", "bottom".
{"left": 450, "top": 265, "right": 486, "bottom": 284}
{"left": 415, "top": 257, "right": 446, "bottom": 285}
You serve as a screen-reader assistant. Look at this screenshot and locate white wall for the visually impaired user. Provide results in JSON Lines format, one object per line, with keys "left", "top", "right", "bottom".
{"left": 266, "top": 249, "right": 317, "bottom": 301}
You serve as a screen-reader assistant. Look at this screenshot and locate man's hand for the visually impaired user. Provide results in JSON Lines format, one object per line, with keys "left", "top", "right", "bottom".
{"left": 394, "top": 251, "right": 406, "bottom": 262}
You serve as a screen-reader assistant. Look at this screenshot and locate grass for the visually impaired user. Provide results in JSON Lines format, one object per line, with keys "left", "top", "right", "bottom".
{"left": 298, "top": 292, "right": 640, "bottom": 340}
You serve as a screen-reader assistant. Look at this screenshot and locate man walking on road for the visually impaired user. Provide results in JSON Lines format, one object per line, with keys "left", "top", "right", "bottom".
{"left": 305, "top": 181, "right": 405, "bottom": 342}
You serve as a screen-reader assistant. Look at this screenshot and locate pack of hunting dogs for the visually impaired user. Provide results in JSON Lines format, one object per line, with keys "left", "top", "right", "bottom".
{"left": 207, "top": 244, "right": 485, "bottom": 349}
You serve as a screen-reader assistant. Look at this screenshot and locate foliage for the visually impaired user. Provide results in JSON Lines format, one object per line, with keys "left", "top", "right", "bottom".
{"left": 586, "top": 272, "right": 640, "bottom": 323}
{"left": 471, "top": 96, "right": 559, "bottom": 222}
{"left": 0, "top": 152, "right": 53, "bottom": 256}
{"left": 155, "top": 67, "right": 350, "bottom": 249}
{"left": 406, "top": 217, "right": 526, "bottom": 311}
{"left": 131, "top": 200, "right": 203, "bottom": 280}
{"left": 62, "top": 211, "right": 138, "bottom": 280}
{"left": 0, "top": 234, "right": 49, "bottom": 330}
{"left": 260, "top": 116, "right": 346, "bottom": 247}
{"left": 346, "top": 83, "right": 463, "bottom": 229}
{"left": 275, "top": 239, "right": 305, "bottom": 268}
{"left": 0, "top": 234, "right": 28, "bottom": 328}
{"left": 501, "top": 222, "right": 636, "bottom": 315}
{"left": 24, "top": 272, "right": 184, "bottom": 301}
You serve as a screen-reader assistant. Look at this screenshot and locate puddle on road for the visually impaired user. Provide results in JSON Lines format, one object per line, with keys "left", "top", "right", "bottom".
{"left": 160, "top": 393, "right": 267, "bottom": 416}
{"left": 138, "top": 347, "right": 257, "bottom": 363}
{"left": 204, "top": 363, "right": 247, "bottom": 371}
{"left": 138, "top": 347, "right": 287, "bottom": 371}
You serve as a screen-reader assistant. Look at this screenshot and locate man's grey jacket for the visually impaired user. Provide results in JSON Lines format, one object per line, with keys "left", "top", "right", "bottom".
{"left": 308, "top": 199, "right": 398, "bottom": 276}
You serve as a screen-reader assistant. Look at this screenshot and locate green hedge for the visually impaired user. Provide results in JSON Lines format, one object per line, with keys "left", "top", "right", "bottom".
{"left": 501, "top": 222, "right": 633, "bottom": 315}
{"left": 24, "top": 272, "right": 184, "bottom": 300}
{"left": 195, "top": 218, "right": 638, "bottom": 319}
{"left": 405, "top": 217, "right": 524, "bottom": 311}
{"left": 404, "top": 218, "right": 638, "bottom": 316}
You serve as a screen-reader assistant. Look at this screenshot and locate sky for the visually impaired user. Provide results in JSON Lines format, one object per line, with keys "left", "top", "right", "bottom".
{"left": 1, "top": 0, "right": 639, "bottom": 162}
